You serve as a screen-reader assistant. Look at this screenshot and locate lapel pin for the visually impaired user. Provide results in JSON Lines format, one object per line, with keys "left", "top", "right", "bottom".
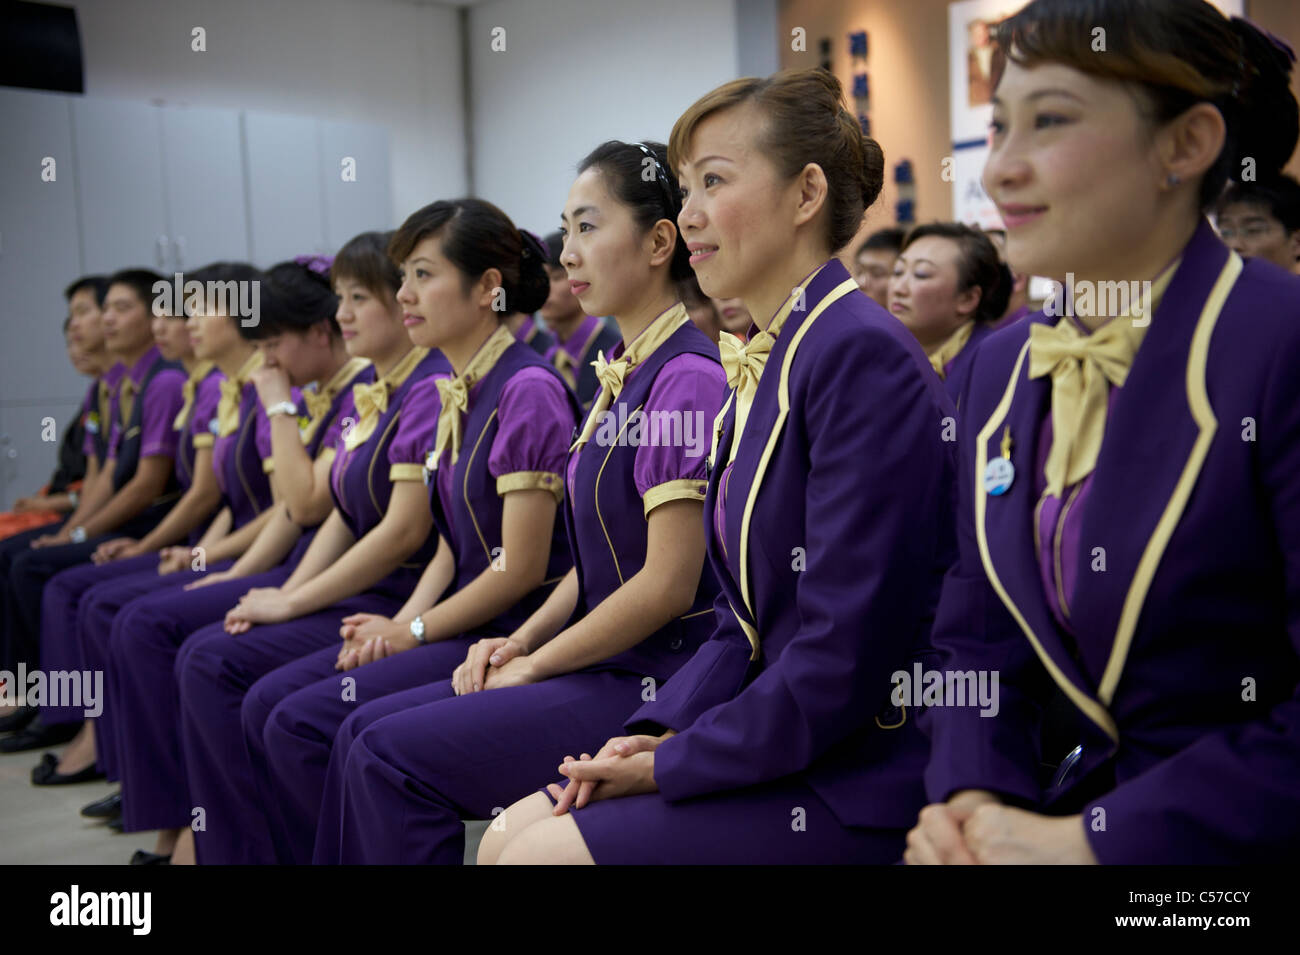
{"left": 983, "top": 425, "right": 1015, "bottom": 496}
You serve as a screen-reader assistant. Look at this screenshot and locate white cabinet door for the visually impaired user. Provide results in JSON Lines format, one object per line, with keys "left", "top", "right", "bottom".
{"left": 0, "top": 397, "right": 85, "bottom": 512}
{"left": 71, "top": 97, "right": 169, "bottom": 274}
{"left": 319, "top": 119, "right": 393, "bottom": 251}
{"left": 0, "top": 87, "right": 85, "bottom": 507}
{"left": 241, "top": 111, "right": 327, "bottom": 266}
{"left": 160, "top": 106, "right": 250, "bottom": 272}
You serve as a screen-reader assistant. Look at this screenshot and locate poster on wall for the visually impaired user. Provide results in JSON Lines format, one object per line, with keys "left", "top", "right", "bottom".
{"left": 948, "top": 0, "right": 1246, "bottom": 229}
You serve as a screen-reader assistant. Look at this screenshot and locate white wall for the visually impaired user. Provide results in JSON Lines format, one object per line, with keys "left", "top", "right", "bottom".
{"left": 68, "top": 0, "right": 466, "bottom": 228}
{"left": 467, "top": 0, "right": 742, "bottom": 237}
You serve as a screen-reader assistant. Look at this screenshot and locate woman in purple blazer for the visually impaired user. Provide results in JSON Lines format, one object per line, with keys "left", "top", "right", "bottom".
{"left": 889, "top": 223, "right": 1010, "bottom": 406}
{"left": 314, "top": 142, "right": 726, "bottom": 865}
{"left": 906, "top": 0, "right": 1300, "bottom": 864}
{"left": 184, "top": 199, "right": 580, "bottom": 865}
{"left": 482, "top": 70, "right": 957, "bottom": 865}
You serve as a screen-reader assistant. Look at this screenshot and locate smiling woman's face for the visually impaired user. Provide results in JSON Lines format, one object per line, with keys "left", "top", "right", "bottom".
{"left": 675, "top": 104, "right": 796, "bottom": 302}
{"left": 983, "top": 60, "right": 1166, "bottom": 283}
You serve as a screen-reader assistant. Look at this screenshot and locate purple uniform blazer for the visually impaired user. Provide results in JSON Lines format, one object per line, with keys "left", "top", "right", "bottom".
{"left": 944, "top": 321, "right": 994, "bottom": 409}
{"left": 923, "top": 219, "right": 1300, "bottom": 863}
{"left": 627, "top": 257, "right": 958, "bottom": 829}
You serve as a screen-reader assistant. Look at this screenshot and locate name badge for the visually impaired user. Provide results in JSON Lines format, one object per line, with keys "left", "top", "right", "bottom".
{"left": 983, "top": 456, "right": 1015, "bottom": 496}
{"left": 208, "top": 417, "right": 221, "bottom": 435}
{"left": 423, "top": 449, "right": 438, "bottom": 485}
{"left": 86, "top": 412, "right": 100, "bottom": 435}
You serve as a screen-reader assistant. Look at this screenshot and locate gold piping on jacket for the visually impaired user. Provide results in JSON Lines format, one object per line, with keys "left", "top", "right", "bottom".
{"left": 734, "top": 277, "right": 859, "bottom": 659}
{"left": 233, "top": 400, "right": 262, "bottom": 516}
{"left": 1096, "top": 252, "right": 1241, "bottom": 706}
{"left": 593, "top": 402, "right": 641, "bottom": 586}
{"left": 462, "top": 408, "right": 499, "bottom": 565}
{"left": 974, "top": 341, "right": 1119, "bottom": 741}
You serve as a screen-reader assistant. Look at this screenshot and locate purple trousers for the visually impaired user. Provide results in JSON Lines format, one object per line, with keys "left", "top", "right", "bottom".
{"left": 174, "top": 592, "right": 404, "bottom": 865}
{"left": 40, "top": 553, "right": 160, "bottom": 723}
{"left": 41, "top": 554, "right": 213, "bottom": 726}
{"left": 323, "top": 669, "right": 650, "bottom": 864}
{"left": 106, "top": 565, "right": 291, "bottom": 832}
{"left": 251, "top": 637, "right": 473, "bottom": 864}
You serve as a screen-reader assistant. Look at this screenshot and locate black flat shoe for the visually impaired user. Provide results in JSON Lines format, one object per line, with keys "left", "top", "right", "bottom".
{"left": 31, "top": 752, "right": 106, "bottom": 786}
{"left": 130, "top": 850, "right": 170, "bottom": 866}
{"left": 0, "top": 704, "right": 38, "bottom": 733}
{"left": 106, "top": 816, "right": 125, "bottom": 833}
{"left": 81, "top": 790, "right": 123, "bottom": 819}
{"left": 0, "top": 717, "right": 79, "bottom": 753}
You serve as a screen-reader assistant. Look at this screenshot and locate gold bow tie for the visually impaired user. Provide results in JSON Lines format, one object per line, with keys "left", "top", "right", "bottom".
{"left": 302, "top": 388, "right": 334, "bottom": 423}
{"left": 1028, "top": 318, "right": 1145, "bottom": 497}
{"left": 173, "top": 361, "right": 215, "bottom": 431}
{"left": 343, "top": 347, "right": 428, "bottom": 452}
{"left": 216, "top": 377, "right": 244, "bottom": 437}
{"left": 428, "top": 324, "right": 516, "bottom": 468}
{"left": 571, "top": 303, "right": 688, "bottom": 453}
{"left": 433, "top": 376, "right": 470, "bottom": 467}
{"left": 719, "top": 329, "right": 773, "bottom": 396}
{"left": 345, "top": 380, "right": 391, "bottom": 451}
{"left": 553, "top": 348, "right": 578, "bottom": 391}
{"left": 97, "top": 379, "right": 114, "bottom": 430}
{"left": 302, "top": 357, "right": 369, "bottom": 446}
{"left": 117, "top": 378, "right": 140, "bottom": 429}
{"left": 215, "top": 350, "right": 265, "bottom": 438}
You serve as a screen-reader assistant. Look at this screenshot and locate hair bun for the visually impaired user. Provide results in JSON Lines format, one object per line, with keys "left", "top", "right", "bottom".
{"left": 1228, "top": 17, "right": 1299, "bottom": 177}
{"left": 518, "top": 229, "right": 548, "bottom": 263}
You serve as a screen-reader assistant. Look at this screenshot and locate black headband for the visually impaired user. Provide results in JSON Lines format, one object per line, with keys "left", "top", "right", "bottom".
{"left": 630, "top": 142, "right": 678, "bottom": 218}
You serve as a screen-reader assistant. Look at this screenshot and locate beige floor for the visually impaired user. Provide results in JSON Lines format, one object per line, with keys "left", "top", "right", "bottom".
{"left": 0, "top": 740, "right": 487, "bottom": 864}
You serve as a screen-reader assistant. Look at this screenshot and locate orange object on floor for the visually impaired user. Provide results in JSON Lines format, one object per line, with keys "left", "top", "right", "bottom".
{"left": 0, "top": 509, "right": 63, "bottom": 540}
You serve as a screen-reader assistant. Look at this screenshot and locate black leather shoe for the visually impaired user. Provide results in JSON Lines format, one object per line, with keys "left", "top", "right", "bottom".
{"left": 130, "top": 850, "right": 170, "bottom": 866}
{"left": 81, "top": 790, "right": 123, "bottom": 819}
{"left": 31, "top": 752, "right": 106, "bottom": 785}
{"left": 106, "top": 816, "right": 125, "bottom": 833}
{"left": 0, "top": 717, "right": 79, "bottom": 753}
{"left": 0, "top": 704, "right": 38, "bottom": 733}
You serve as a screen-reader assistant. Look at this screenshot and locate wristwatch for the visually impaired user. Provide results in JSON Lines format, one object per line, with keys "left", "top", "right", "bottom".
{"left": 265, "top": 401, "right": 298, "bottom": 419}
{"left": 69, "top": 525, "right": 87, "bottom": 543}
{"left": 409, "top": 616, "right": 427, "bottom": 644}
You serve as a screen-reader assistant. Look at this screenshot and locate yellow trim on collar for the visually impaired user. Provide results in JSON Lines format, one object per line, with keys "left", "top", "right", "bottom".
{"left": 734, "top": 275, "right": 859, "bottom": 658}
{"left": 1097, "top": 252, "right": 1240, "bottom": 705}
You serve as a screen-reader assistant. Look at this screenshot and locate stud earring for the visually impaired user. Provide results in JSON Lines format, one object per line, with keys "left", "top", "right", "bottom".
{"left": 1166, "top": 173, "right": 1182, "bottom": 187}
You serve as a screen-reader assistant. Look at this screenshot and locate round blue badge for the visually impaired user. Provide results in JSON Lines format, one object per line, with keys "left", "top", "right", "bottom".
{"left": 983, "top": 456, "right": 1015, "bottom": 496}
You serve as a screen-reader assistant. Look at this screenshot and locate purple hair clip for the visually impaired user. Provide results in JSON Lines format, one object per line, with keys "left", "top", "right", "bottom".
{"left": 293, "top": 253, "right": 334, "bottom": 277}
